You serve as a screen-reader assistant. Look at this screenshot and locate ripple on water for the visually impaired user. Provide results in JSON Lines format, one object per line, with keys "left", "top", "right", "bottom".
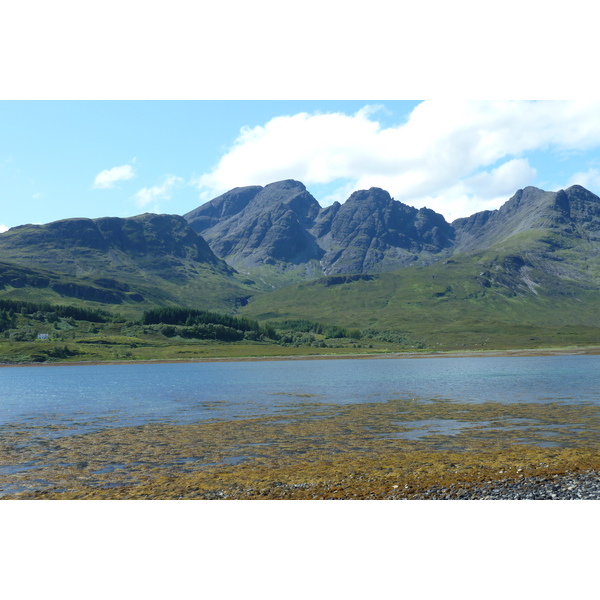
{"left": 387, "top": 419, "right": 483, "bottom": 440}
{"left": 0, "top": 462, "right": 42, "bottom": 476}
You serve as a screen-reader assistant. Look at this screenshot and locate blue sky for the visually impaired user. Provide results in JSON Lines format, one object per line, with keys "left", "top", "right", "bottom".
{"left": 3, "top": 100, "right": 600, "bottom": 233}
{"left": 0, "top": 101, "right": 414, "bottom": 229}
{"left": 3, "top": 3, "right": 600, "bottom": 235}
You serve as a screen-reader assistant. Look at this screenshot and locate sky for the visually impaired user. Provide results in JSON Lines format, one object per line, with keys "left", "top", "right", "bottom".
{"left": 3, "top": 99, "right": 600, "bottom": 234}
{"left": 3, "top": 2, "right": 600, "bottom": 237}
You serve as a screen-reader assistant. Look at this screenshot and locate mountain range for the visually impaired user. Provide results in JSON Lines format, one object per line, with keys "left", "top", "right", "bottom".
{"left": 2, "top": 179, "right": 600, "bottom": 346}
{"left": 184, "top": 179, "right": 600, "bottom": 286}
{"left": 184, "top": 180, "right": 455, "bottom": 286}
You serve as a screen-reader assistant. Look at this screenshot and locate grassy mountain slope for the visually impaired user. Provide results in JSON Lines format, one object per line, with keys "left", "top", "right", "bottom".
{"left": 0, "top": 213, "right": 257, "bottom": 317}
{"left": 240, "top": 245, "right": 600, "bottom": 350}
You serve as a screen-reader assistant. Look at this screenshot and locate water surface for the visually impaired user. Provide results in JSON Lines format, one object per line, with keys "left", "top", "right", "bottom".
{"left": 1, "top": 354, "right": 599, "bottom": 436}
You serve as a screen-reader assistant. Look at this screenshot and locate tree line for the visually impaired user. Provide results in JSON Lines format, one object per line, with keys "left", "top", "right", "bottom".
{"left": 141, "top": 309, "right": 361, "bottom": 343}
{"left": 141, "top": 307, "right": 276, "bottom": 341}
{"left": 0, "top": 298, "right": 109, "bottom": 324}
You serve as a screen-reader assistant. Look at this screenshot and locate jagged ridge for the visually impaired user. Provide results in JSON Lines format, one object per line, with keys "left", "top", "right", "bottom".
{"left": 185, "top": 180, "right": 455, "bottom": 279}
{"left": 185, "top": 180, "right": 600, "bottom": 286}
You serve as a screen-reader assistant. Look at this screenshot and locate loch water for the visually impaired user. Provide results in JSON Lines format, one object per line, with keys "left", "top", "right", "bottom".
{"left": 1, "top": 354, "right": 599, "bottom": 436}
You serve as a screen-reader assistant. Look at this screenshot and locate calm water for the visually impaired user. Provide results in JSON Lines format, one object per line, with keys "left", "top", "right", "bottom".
{"left": 1, "top": 354, "right": 599, "bottom": 435}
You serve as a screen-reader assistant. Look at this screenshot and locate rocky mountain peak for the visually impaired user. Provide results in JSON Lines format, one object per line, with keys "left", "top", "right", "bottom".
{"left": 256, "top": 180, "right": 321, "bottom": 225}
{"left": 452, "top": 186, "right": 569, "bottom": 251}
{"left": 184, "top": 185, "right": 262, "bottom": 232}
{"left": 560, "top": 185, "right": 600, "bottom": 238}
{"left": 184, "top": 181, "right": 455, "bottom": 278}
{"left": 184, "top": 180, "right": 323, "bottom": 269}
{"left": 181, "top": 180, "right": 600, "bottom": 286}
{"left": 344, "top": 187, "right": 394, "bottom": 206}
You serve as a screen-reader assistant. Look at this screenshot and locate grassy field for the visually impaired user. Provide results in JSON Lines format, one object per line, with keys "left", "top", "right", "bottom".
{"left": 0, "top": 338, "right": 412, "bottom": 364}
{"left": 2, "top": 295, "right": 600, "bottom": 365}
{"left": 3, "top": 330, "right": 600, "bottom": 366}
{"left": 0, "top": 300, "right": 414, "bottom": 364}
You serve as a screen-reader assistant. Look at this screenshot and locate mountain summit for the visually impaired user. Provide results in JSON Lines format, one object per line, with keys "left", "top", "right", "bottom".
{"left": 183, "top": 179, "right": 600, "bottom": 294}
{"left": 185, "top": 179, "right": 454, "bottom": 283}
{"left": 452, "top": 184, "right": 600, "bottom": 252}
{"left": 314, "top": 187, "right": 454, "bottom": 274}
{"left": 185, "top": 180, "right": 323, "bottom": 270}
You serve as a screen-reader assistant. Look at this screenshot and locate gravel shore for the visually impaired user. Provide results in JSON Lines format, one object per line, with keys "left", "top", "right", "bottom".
{"left": 406, "top": 470, "right": 600, "bottom": 500}
{"left": 117, "top": 469, "right": 600, "bottom": 501}
{"left": 8, "top": 466, "right": 600, "bottom": 500}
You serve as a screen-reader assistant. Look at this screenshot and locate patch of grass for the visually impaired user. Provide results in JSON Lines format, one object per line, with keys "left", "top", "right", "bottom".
{"left": 0, "top": 302, "right": 395, "bottom": 364}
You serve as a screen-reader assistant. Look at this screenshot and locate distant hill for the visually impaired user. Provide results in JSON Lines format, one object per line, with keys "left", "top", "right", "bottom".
{"left": 0, "top": 213, "right": 255, "bottom": 315}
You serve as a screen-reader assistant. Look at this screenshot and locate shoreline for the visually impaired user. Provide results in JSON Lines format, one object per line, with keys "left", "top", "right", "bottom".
{"left": 7, "top": 443, "right": 600, "bottom": 500}
{"left": 3, "top": 353, "right": 600, "bottom": 499}
{"left": 2, "top": 344, "right": 600, "bottom": 368}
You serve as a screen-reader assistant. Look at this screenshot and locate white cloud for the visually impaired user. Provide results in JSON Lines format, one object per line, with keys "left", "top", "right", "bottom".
{"left": 567, "top": 168, "right": 600, "bottom": 191}
{"left": 430, "top": 159, "right": 539, "bottom": 221}
{"left": 464, "top": 159, "right": 538, "bottom": 199}
{"left": 93, "top": 164, "right": 135, "bottom": 189}
{"left": 192, "top": 100, "right": 600, "bottom": 220}
{"left": 0, "top": 224, "right": 8, "bottom": 233}
{"left": 133, "top": 175, "right": 183, "bottom": 211}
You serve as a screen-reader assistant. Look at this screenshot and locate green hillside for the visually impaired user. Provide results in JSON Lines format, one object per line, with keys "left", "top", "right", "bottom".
{"left": 0, "top": 214, "right": 257, "bottom": 318}
{"left": 240, "top": 247, "right": 600, "bottom": 350}
{"left": 0, "top": 259, "right": 255, "bottom": 319}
